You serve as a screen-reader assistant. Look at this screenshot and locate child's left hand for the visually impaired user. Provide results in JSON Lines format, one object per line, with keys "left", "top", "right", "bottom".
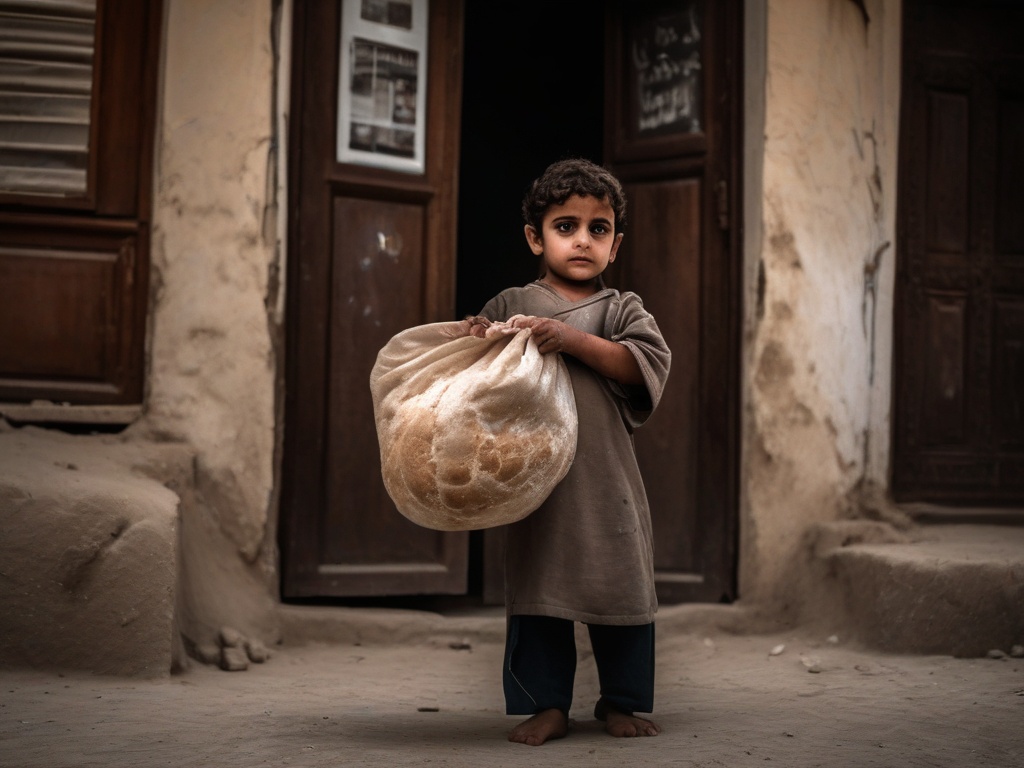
{"left": 506, "top": 314, "right": 644, "bottom": 386}
{"left": 508, "top": 315, "right": 575, "bottom": 355}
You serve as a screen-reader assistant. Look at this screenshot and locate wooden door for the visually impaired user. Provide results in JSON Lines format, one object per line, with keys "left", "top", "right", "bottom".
{"left": 603, "top": 0, "right": 742, "bottom": 602}
{"left": 281, "top": 0, "right": 467, "bottom": 597}
{"left": 893, "top": 0, "right": 1024, "bottom": 504}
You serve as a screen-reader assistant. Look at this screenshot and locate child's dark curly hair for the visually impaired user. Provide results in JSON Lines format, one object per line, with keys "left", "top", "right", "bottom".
{"left": 522, "top": 158, "right": 627, "bottom": 234}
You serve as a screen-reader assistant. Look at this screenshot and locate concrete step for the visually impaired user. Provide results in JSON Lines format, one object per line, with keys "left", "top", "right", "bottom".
{"left": 814, "top": 521, "right": 1024, "bottom": 657}
{"left": 0, "top": 425, "right": 191, "bottom": 677}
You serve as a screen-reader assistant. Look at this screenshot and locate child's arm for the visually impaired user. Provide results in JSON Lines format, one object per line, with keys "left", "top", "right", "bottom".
{"left": 509, "top": 316, "right": 643, "bottom": 387}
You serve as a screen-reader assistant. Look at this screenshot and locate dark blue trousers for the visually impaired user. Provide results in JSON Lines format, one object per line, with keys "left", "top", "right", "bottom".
{"left": 503, "top": 614, "right": 655, "bottom": 717}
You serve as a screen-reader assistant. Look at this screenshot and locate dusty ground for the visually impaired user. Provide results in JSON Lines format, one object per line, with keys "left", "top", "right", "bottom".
{"left": 2, "top": 624, "right": 1023, "bottom": 768}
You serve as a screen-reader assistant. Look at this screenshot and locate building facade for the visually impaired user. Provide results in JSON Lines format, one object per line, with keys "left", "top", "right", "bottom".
{"left": 1, "top": 0, "right": 1020, "bottom": 672}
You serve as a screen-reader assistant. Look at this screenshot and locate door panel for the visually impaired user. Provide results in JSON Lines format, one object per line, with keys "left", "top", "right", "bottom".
{"left": 281, "top": 0, "right": 466, "bottom": 597}
{"left": 893, "top": 0, "right": 1024, "bottom": 503}
{"left": 919, "top": 293, "right": 967, "bottom": 447}
{"left": 0, "top": 218, "right": 143, "bottom": 402}
{"left": 993, "top": 300, "right": 1024, "bottom": 449}
{"left": 321, "top": 196, "right": 466, "bottom": 594}
{"left": 619, "top": 179, "right": 702, "bottom": 576}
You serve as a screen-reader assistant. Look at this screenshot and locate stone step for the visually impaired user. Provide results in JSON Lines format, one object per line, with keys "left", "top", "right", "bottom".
{"left": 0, "top": 425, "right": 191, "bottom": 677}
{"left": 814, "top": 521, "right": 1024, "bottom": 657}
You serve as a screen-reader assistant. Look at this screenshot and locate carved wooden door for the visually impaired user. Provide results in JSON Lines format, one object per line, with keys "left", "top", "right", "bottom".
{"left": 603, "top": 0, "right": 742, "bottom": 602}
{"left": 281, "top": 0, "right": 467, "bottom": 597}
{"left": 893, "top": 0, "right": 1024, "bottom": 503}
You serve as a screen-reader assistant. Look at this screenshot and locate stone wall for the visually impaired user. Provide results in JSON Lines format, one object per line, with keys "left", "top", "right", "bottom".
{"left": 0, "top": 425, "right": 187, "bottom": 676}
{"left": 740, "top": 0, "right": 902, "bottom": 615}
{"left": 142, "top": 0, "right": 287, "bottom": 652}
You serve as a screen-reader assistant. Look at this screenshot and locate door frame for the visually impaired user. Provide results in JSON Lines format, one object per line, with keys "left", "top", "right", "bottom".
{"left": 279, "top": 0, "right": 742, "bottom": 603}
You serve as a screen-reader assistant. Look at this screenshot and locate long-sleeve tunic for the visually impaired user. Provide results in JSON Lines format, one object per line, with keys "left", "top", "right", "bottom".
{"left": 479, "top": 281, "right": 671, "bottom": 625}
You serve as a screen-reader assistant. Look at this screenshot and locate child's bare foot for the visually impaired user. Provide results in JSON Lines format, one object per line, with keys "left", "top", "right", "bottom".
{"left": 603, "top": 708, "right": 660, "bottom": 737}
{"left": 594, "top": 699, "right": 660, "bottom": 737}
{"left": 508, "top": 708, "right": 569, "bottom": 746}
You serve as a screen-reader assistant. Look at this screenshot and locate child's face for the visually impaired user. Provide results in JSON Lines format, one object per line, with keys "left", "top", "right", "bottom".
{"left": 525, "top": 194, "right": 623, "bottom": 296}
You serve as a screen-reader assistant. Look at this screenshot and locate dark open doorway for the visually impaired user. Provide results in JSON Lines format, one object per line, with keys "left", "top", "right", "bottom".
{"left": 455, "top": 1, "right": 605, "bottom": 320}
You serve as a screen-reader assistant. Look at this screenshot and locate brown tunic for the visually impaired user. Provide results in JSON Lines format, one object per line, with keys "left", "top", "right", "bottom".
{"left": 480, "top": 281, "right": 671, "bottom": 625}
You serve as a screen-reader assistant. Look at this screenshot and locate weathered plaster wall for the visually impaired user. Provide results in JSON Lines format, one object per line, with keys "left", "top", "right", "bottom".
{"left": 143, "top": 0, "right": 286, "bottom": 651}
{"left": 740, "top": 0, "right": 901, "bottom": 614}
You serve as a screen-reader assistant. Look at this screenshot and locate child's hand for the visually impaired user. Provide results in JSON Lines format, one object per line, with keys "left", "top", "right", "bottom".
{"left": 508, "top": 315, "right": 575, "bottom": 355}
{"left": 462, "top": 316, "right": 525, "bottom": 340}
{"left": 507, "top": 314, "right": 644, "bottom": 386}
{"left": 463, "top": 315, "right": 491, "bottom": 338}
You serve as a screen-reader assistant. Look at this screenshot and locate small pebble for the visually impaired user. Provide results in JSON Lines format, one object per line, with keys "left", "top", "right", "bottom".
{"left": 245, "top": 639, "right": 271, "bottom": 663}
{"left": 220, "top": 645, "right": 249, "bottom": 671}
{"left": 195, "top": 643, "right": 221, "bottom": 666}
{"left": 800, "top": 654, "right": 822, "bottom": 673}
{"left": 1010, "top": 645, "right": 1024, "bottom": 659}
{"left": 987, "top": 649, "right": 1007, "bottom": 660}
{"left": 219, "top": 627, "right": 245, "bottom": 648}
{"left": 769, "top": 644, "right": 785, "bottom": 657}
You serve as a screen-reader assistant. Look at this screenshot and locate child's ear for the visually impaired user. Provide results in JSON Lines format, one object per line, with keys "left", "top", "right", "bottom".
{"left": 608, "top": 232, "right": 624, "bottom": 262}
{"left": 524, "top": 224, "right": 544, "bottom": 256}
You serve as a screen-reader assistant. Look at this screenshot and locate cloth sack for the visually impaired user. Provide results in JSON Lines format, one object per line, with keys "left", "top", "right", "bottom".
{"left": 369, "top": 318, "right": 578, "bottom": 531}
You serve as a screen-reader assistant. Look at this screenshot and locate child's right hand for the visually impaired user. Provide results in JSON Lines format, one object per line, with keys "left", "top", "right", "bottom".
{"left": 506, "top": 315, "right": 575, "bottom": 355}
{"left": 508, "top": 315, "right": 644, "bottom": 386}
{"left": 463, "top": 315, "right": 491, "bottom": 338}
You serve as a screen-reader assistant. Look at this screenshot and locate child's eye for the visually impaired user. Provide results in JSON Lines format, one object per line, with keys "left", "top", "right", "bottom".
{"left": 590, "top": 224, "right": 609, "bottom": 235}
{"left": 555, "top": 221, "right": 575, "bottom": 233}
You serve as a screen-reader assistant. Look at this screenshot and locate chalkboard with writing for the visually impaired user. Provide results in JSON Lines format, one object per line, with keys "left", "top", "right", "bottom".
{"left": 627, "top": 2, "right": 702, "bottom": 137}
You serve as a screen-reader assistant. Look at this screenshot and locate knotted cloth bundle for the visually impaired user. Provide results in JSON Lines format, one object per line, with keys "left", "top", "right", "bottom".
{"left": 369, "top": 319, "right": 578, "bottom": 531}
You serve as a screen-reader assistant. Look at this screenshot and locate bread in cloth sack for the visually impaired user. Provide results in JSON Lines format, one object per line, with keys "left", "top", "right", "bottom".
{"left": 369, "top": 317, "right": 578, "bottom": 531}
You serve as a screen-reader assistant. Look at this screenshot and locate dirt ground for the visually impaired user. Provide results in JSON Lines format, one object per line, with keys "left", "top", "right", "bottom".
{"left": 2, "top": 623, "right": 1023, "bottom": 768}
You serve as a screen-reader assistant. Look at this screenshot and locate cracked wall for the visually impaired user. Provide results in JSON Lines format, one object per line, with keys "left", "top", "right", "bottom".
{"left": 740, "top": 0, "right": 901, "bottom": 615}
{"left": 143, "top": 0, "right": 287, "bottom": 652}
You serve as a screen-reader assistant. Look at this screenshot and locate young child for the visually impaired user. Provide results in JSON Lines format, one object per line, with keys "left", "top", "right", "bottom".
{"left": 468, "top": 158, "right": 671, "bottom": 746}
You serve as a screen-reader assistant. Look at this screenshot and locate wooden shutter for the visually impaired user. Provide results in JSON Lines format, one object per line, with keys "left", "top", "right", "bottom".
{"left": 0, "top": 0, "right": 96, "bottom": 198}
{"left": 0, "top": 0, "right": 161, "bottom": 407}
